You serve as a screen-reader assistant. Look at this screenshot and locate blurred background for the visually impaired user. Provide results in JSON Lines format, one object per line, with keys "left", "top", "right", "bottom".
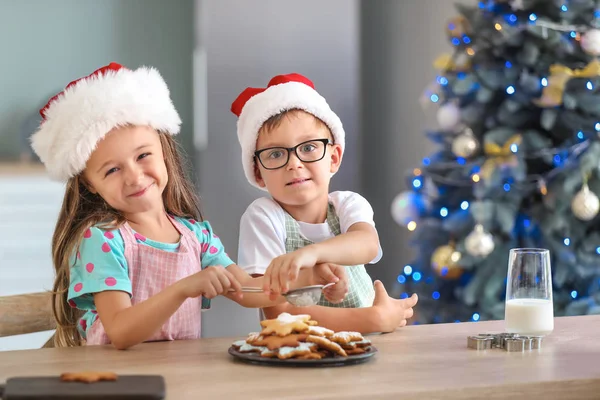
{"left": 0, "top": 0, "right": 467, "bottom": 350}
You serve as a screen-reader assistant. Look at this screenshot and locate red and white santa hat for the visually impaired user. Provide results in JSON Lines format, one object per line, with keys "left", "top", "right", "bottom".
{"left": 31, "top": 62, "right": 181, "bottom": 181}
{"left": 231, "top": 73, "right": 345, "bottom": 190}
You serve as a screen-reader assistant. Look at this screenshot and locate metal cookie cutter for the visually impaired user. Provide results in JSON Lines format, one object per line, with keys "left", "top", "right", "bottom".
{"left": 504, "top": 337, "right": 532, "bottom": 352}
{"left": 497, "top": 333, "right": 519, "bottom": 349}
{"left": 524, "top": 336, "right": 543, "bottom": 350}
{"left": 467, "top": 336, "right": 494, "bottom": 350}
{"left": 477, "top": 333, "right": 505, "bottom": 348}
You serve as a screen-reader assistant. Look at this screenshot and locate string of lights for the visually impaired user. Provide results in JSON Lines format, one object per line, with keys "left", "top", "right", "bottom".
{"left": 408, "top": 137, "right": 591, "bottom": 194}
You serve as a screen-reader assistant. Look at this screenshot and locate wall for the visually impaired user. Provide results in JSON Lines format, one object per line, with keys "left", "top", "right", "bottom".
{"left": 0, "top": 0, "right": 194, "bottom": 160}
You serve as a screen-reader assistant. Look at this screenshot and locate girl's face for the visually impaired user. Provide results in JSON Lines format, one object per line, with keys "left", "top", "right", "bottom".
{"left": 254, "top": 111, "right": 342, "bottom": 208}
{"left": 84, "top": 126, "right": 168, "bottom": 217}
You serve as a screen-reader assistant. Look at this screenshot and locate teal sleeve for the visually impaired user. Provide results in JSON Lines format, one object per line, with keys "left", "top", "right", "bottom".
{"left": 67, "top": 226, "right": 132, "bottom": 311}
{"left": 178, "top": 218, "right": 235, "bottom": 267}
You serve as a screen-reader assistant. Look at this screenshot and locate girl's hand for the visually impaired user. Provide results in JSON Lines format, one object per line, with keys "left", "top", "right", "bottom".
{"left": 313, "top": 263, "right": 348, "bottom": 303}
{"left": 371, "top": 280, "right": 418, "bottom": 332}
{"left": 178, "top": 266, "right": 243, "bottom": 300}
{"left": 263, "top": 247, "right": 319, "bottom": 295}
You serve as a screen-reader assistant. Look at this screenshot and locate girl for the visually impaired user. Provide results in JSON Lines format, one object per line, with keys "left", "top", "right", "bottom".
{"left": 31, "top": 63, "right": 347, "bottom": 350}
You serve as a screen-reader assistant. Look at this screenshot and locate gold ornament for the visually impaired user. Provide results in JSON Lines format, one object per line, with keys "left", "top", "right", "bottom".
{"left": 446, "top": 15, "right": 471, "bottom": 38}
{"left": 433, "top": 53, "right": 472, "bottom": 73}
{"left": 480, "top": 134, "right": 522, "bottom": 180}
{"left": 571, "top": 182, "right": 600, "bottom": 221}
{"left": 535, "top": 59, "right": 600, "bottom": 107}
{"left": 431, "top": 244, "right": 464, "bottom": 279}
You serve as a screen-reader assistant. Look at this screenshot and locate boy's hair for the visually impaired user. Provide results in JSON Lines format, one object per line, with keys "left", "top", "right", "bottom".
{"left": 254, "top": 109, "right": 337, "bottom": 183}
{"left": 259, "top": 108, "right": 332, "bottom": 137}
{"left": 51, "top": 133, "right": 201, "bottom": 347}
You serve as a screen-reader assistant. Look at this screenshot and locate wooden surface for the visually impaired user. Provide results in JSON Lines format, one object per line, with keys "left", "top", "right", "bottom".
{"left": 0, "top": 292, "right": 55, "bottom": 337}
{"left": 1, "top": 315, "right": 599, "bottom": 399}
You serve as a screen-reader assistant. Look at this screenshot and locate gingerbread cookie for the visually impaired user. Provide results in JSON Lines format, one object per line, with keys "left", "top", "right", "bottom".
{"left": 277, "top": 342, "right": 318, "bottom": 360}
{"left": 341, "top": 338, "right": 372, "bottom": 350}
{"left": 330, "top": 331, "right": 364, "bottom": 345}
{"left": 351, "top": 338, "right": 372, "bottom": 348}
{"left": 307, "top": 326, "right": 334, "bottom": 337}
{"left": 260, "top": 349, "right": 278, "bottom": 358}
{"left": 317, "top": 350, "right": 331, "bottom": 358}
{"left": 60, "top": 372, "right": 118, "bottom": 383}
{"left": 296, "top": 352, "right": 323, "bottom": 360}
{"left": 346, "top": 347, "right": 367, "bottom": 355}
{"left": 232, "top": 340, "right": 278, "bottom": 357}
{"left": 306, "top": 335, "right": 348, "bottom": 357}
{"left": 246, "top": 332, "right": 262, "bottom": 344}
{"left": 341, "top": 342, "right": 357, "bottom": 350}
{"left": 232, "top": 340, "right": 265, "bottom": 353}
{"left": 252, "top": 333, "right": 309, "bottom": 350}
{"left": 260, "top": 313, "right": 311, "bottom": 337}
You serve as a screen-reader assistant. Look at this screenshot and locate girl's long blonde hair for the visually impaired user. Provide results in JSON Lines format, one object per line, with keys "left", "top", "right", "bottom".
{"left": 51, "top": 132, "right": 202, "bottom": 347}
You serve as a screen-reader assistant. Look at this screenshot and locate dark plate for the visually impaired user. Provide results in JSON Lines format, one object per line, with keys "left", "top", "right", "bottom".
{"left": 228, "top": 345, "right": 377, "bottom": 368}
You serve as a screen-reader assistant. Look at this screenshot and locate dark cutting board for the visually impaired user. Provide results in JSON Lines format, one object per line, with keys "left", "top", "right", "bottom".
{"left": 0, "top": 375, "right": 165, "bottom": 400}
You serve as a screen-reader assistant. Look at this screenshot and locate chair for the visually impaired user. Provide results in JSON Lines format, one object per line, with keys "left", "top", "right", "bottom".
{"left": 0, "top": 292, "right": 56, "bottom": 348}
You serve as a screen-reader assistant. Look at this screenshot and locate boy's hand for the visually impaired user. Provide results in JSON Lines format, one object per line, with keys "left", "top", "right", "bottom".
{"left": 263, "top": 247, "right": 319, "bottom": 295}
{"left": 371, "top": 280, "right": 418, "bottom": 332}
{"left": 178, "top": 266, "right": 243, "bottom": 301}
{"left": 313, "top": 263, "right": 348, "bottom": 303}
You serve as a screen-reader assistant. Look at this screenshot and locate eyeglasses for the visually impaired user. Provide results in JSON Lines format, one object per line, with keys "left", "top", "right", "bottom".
{"left": 254, "top": 138, "right": 332, "bottom": 170}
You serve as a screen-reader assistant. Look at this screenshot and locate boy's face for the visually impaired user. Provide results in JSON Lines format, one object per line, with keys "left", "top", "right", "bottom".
{"left": 254, "top": 110, "right": 342, "bottom": 207}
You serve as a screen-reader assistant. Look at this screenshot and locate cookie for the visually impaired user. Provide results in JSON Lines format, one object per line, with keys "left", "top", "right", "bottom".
{"left": 351, "top": 338, "right": 372, "bottom": 348}
{"left": 341, "top": 342, "right": 357, "bottom": 350}
{"left": 232, "top": 340, "right": 266, "bottom": 353}
{"left": 330, "top": 331, "right": 364, "bottom": 345}
{"left": 342, "top": 338, "right": 372, "bottom": 350}
{"left": 307, "top": 326, "right": 334, "bottom": 337}
{"left": 260, "top": 313, "right": 311, "bottom": 337}
{"left": 277, "top": 342, "right": 318, "bottom": 360}
{"left": 252, "top": 333, "right": 309, "bottom": 350}
{"left": 246, "top": 332, "right": 262, "bottom": 344}
{"left": 307, "top": 320, "right": 319, "bottom": 326}
{"left": 306, "top": 335, "right": 347, "bottom": 357}
{"left": 346, "top": 347, "right": 367, "bottom": 355}
{"left": 60, "top": 372, "right": 118, "bottom": 383}
{"left": 296, "top": 352, "right": 323, "bottom": 360}
{"left": 260, "top": 349, "right": 278, "bottom": 358}
{"left": 232, "top": 340, "right": 278, "bottom": 357}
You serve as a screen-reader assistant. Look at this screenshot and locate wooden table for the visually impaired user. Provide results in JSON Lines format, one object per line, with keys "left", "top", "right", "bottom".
{"left": 1, "top": 315, "right": 599, "bottom": 399}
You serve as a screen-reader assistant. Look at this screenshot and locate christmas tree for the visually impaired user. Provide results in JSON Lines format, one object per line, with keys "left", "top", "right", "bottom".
{"left": 393, "top": 0, "right": 600, "bottom": 324}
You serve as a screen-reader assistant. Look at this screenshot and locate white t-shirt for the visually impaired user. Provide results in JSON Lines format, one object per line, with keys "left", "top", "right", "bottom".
{"left": 237, "top": 191, "right": 383, "bottom": 275}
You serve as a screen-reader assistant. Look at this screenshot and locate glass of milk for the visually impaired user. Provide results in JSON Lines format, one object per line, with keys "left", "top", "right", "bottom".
{"left": 504, "top": 248, "right": 554, "bottom": 336}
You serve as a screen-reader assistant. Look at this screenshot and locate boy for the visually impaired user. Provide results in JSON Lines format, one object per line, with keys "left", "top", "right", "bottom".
{"left": 231, "top": 73, "right": 417, "bottom": 333}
